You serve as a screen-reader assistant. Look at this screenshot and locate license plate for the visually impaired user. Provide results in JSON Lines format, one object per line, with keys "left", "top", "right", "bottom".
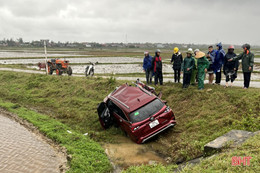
{"left": 149, "top": 120, "right": 159, "bottom": 128}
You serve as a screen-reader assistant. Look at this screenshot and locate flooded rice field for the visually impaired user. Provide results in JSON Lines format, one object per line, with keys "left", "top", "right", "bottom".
{"left": 26, "top": 64, "right": 260, "bottom": 81}
{"left": 63, "top": 64, "right": 172, "bottom": 74}
{"left": 0, "top": 113, "right": 66, "bottom": 173}
{"left": 0, "top": 51, "right": 85, "bottom": 58}
{"left": 0, "top": 57, "right": 142, "bottom": 64}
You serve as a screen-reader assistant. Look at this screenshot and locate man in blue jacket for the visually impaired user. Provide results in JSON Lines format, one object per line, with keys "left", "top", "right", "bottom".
{"left": 143, "top": 51, "right": 153, "bottom": 84}
{"left": 213, "top": 42, "right": 225, "bottom": 84}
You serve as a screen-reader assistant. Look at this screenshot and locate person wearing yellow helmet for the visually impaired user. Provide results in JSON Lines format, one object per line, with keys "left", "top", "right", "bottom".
{"left": 171, "top": 47, "right": 183, "bottom": 83}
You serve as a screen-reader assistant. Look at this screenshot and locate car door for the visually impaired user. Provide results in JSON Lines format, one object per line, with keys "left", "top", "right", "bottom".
{"left": 107, "top": 100, "right": 134, "bottom": 138}
{"left": 97, "top": 102, "right": 112, "bottom": 129}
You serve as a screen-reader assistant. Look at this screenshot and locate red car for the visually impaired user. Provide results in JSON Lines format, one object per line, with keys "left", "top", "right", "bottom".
{"left": 97, "top": 80, "right": 176, "bottom": 144}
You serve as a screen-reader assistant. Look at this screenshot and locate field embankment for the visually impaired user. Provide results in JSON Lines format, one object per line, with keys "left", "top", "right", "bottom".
{"left": 0, "top": 71, "right": 259, "bottom": 172}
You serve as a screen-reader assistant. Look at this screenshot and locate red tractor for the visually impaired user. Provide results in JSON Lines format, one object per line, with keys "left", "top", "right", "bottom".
{"left": 47, "top": 58, "right": 72, "bottom": 76}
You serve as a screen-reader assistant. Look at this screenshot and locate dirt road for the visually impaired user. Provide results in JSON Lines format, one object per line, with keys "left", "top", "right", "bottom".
{"left": 0, "top": 112, "right": 66, "bottom": 173}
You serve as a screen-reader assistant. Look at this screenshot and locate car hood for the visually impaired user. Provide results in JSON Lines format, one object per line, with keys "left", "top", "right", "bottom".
{"left": 110, "top": 84, "right": 156, "bottom": 112}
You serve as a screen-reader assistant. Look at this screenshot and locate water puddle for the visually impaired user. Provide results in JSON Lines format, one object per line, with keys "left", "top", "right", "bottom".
{"left": 0, "top": 113, "right": 66, "bottom": 173}
{"left": 103, "top": 136, "right": 166, "bottom": 170}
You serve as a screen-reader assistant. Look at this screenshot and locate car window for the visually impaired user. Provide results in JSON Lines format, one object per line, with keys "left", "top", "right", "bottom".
{"left": 129, "top": 99, "right": 164, "bottom": 123}
{"left": 107, "top": 100, "right": 128, "bottom": 121}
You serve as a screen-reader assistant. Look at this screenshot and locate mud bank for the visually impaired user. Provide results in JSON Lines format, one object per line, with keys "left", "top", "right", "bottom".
{"left": 0, "top": 109, "right": 67, "bottom": 173}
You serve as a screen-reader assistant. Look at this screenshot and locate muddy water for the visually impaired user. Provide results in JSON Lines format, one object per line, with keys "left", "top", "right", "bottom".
{"left": 104, "top": 136, "right": 166, "bottom": 169}
{"left": 0, "top": 114, "right": 64, "bottom": 173}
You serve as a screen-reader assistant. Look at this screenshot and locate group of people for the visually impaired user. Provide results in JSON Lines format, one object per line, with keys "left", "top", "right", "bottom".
{"left": 143, "top": 43, "right": 255, "bottom": 90}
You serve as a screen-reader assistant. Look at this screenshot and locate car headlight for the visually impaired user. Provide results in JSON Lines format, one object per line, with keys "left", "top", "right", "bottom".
{"left": 133, "top": 126, "right": 140, "bottom": 131}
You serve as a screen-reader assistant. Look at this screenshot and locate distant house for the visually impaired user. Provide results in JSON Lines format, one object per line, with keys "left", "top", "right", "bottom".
{"left": 182, "top": 44, "right": 188, "bottom": 48}
{"left": 85, "top": 44, "right": 92, "bottom": 48}
{"left": 157, "top": 44, "right": 164, "bottom": 48}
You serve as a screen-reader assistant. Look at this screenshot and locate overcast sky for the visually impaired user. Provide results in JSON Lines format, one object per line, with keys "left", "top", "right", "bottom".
{"left": 0, "top": 0, "right": 260, "bottom": 45}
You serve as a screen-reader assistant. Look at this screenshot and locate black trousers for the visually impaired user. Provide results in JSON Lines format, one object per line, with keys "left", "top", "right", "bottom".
{"left": 243, "top": 72, "right": 251, "bottom": 88}
{"left": 154, "top": 70, "right": 163, "bottom": 85}
{"left": 226, "top": 75, "right": 235, "bottom": 82}
{"left": 183, "top": 73, "right": 191, "bottom": 88}
{"left": 145, "top": 69, "right": 152, "bottom": 84}
{"left": 174, "top": 69, "right": 181, "bottom": 83}
{"left": 215, "top": 71, "right": 221, "bottom": 84}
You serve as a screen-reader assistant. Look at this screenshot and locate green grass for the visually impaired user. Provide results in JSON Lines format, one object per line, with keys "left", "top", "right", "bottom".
{"left": 0, "top": 71, "right": 259, "bottom": 172}
{"left": 0, "top": 71, "right": 124, "bottom": 142}
{"left": 0, "top": 99, "right": 112, "bottom": 173}
{"left": 124, "top": 133, "right": 260, "bottom": 173}
{"left": 150, "top": 83, "right": 260, "bottom": 162}
{"left": 181, "top": 133, "right": 260, "bottom": 172}
{"left": 123, "top": 164, "right": 178, "bottom": 173}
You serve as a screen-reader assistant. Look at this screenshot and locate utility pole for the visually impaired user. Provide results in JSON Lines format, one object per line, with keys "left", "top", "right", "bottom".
{"left": 44, "top": 40, "right": 48, "bottom": 75}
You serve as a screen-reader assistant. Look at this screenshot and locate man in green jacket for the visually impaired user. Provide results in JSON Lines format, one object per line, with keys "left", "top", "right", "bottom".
{"left": 191, "top": 49, "right": 199, "bottom": 85}
{"left": 181, "top": 50, "right": 195, "bottom": 88}
{"left": 195, "top": 51, "right": 209, "bottom": 90}
{"left": 229, "top": 44, "right": 254, "bottom": 89}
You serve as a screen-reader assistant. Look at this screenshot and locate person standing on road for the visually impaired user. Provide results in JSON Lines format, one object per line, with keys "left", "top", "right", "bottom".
{"left": 223, "top": 45, "right": 239, "bottom": 88}
{"left": 152, "top": 49, "right": 163, "bottom": 85}
{"left": 171, "top": 47, "right": 183, "bottom": 83}
{"left": 228, "top": 44, "right": 254, "bottom": 89}
{"left": 206, "top": 46, "right": 216, "bottom": 84}
{"left": 191, "top": 49, "right": 199, "bottom": 85}
{"left": 181, "top": 49, "right": 195, "bottom": 88}
{"left": 213, "top": 42, "right": 225, "bottom": 85}
{"left": 195, "top": 51, "right": 209, "bottom": 90}
{"left": 143, "top": 51, "right": 153, "bottom": 84}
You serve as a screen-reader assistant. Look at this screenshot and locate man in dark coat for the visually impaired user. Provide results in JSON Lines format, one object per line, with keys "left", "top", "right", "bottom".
{"left": 223, "top": 45, "right": 239, "bottom": 88}
{"left": 213, "top": 42, "right": 225, "bottom": 84}
{"left": 229, "top": 44, "right": 254, "bottom": 89}
{"left": 171, "top": 47, "right": 183, "bottom": 83}
{"left": 206, "top": 46, "right": 216, "bottom": 84}
{"left": 181, "top": 50, "right": 195, "bottom": 88}
{"left": 152, "top": 49, "right": 163, "bottom": 85}
{"left": 143, "top": 51, "right": 153, "bottom": 84}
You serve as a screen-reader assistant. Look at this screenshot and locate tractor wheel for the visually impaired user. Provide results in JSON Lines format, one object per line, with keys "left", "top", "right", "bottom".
{"left": 67, "top": 67, "right": 72, "bottom": 76}
{"left": 56, "top": 69, "right": 62, "bottom": 75}
{"left": 48, "top": 67, "right": 54, "bottom": 75}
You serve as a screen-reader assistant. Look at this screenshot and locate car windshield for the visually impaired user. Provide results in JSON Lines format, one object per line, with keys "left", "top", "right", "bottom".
{"left": 129, "top": 99, "right": 164, "bottom": 123}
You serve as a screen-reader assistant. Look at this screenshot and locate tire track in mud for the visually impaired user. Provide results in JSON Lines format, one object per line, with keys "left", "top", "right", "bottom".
{"left": 0, "top": 109, "right": 67, "bottom": 173}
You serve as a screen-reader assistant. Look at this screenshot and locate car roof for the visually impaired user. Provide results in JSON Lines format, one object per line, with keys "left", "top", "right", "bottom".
{"left": 109, "top": 84, "right": 156, "bottom": 113}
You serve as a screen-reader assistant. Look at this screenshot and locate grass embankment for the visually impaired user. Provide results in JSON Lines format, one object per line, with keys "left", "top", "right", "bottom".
{"left": 0, "top": 99, "right": 112, "bottom": 173}
{"left": 0, "top": 71, "right": 259, "bottom": 172}
{"left": 125, "top": 133, "right": 260, "bottom": 173}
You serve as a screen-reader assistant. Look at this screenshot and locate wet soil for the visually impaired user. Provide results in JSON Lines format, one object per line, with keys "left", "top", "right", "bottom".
{"left": 103, "top": 136, "right": 166, "bottom": 171}
{"left": 0, "top": 109, "right": 67, "bottom": 173}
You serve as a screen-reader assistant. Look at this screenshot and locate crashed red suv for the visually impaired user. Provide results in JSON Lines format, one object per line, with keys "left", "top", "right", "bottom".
{"left": 97, "top": 80, "right": 176, "bottom": 144}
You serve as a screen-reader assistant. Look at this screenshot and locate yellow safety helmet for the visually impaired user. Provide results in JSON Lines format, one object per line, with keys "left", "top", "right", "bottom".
{"left": 173, "top": 47, "right": 179, "bottom": 54}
